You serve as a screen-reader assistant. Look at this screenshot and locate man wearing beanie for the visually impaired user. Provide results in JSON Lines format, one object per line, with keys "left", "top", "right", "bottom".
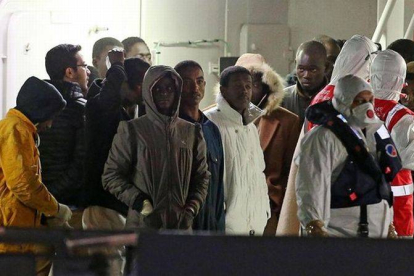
{"left": 0, "top": 77, "right": 72, "bottom": 275}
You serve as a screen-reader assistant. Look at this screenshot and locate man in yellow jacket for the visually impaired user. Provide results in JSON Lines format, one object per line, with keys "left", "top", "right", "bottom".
{"left": 0, "top": 77, "right": 72, "bottom": 276}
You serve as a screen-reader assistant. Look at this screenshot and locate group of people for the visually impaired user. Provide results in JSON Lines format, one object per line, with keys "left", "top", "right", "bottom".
{"left": 1, "top": 33, "right": 414, "bottom": 275}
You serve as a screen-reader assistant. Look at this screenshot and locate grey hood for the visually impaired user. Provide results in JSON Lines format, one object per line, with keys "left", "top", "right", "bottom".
{"left": 332, "top": 74, "right": 373, "bottom": 119}
{"left": 142, "top": 65, "right": 183, "bottom": 125}
{"left": 330, "top": 35, "right": 377, "bottom": 85}
{"left": 371, "top": 49, "right": 406, "bottom": 101}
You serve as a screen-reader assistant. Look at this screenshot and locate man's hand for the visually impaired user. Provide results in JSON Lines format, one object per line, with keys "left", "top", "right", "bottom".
{"left": 56, "top": 203, "right": 72, "bottom": 222}
{"left": 108, "top": 48, "right": 125, "bottom": 65}
{"left": 305, "top": 220, "right": 329, "bottom": 237}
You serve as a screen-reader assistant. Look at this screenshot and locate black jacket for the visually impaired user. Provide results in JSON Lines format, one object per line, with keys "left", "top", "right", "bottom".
{"left": 38, "top": 80, "right": 86, "bottom": 206}
{"left": 83, "top": 63, "right": 129, "bottom": 216}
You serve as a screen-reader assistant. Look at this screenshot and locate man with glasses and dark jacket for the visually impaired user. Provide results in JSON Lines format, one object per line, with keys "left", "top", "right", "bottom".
{"left": 38, "top": 44, "right": 90, "bottom": 229}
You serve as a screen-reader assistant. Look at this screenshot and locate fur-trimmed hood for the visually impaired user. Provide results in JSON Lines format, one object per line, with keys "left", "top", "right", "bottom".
{"left": 235, "top": 53, "right": 285, "bottom": 114}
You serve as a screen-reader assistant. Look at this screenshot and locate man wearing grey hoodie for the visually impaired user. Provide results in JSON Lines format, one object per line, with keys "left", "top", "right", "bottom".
{"left": 102, "top": 65, "right": 210, "bottom": 230}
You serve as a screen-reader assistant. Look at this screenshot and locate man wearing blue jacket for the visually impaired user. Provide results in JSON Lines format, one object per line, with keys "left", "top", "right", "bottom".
{"left": 175, "top": 60, "right": 225, "bottom": 232}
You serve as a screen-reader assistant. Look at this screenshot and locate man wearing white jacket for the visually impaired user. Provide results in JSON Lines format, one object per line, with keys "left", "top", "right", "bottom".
{"left": 296, "top": 75, "right": 394, "bottom": 238}
{"left": 205, "top": 66, "right": 270, "bottom": 235}
{"left": 372, "top": 50, "right": 414, "bottom": 238}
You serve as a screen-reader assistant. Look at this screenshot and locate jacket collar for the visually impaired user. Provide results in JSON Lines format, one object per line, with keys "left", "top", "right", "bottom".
{"left": 46, "top": 80, "right": 84, "bottom": 101}
{"left": 179, "top": 110, "right": 208, "bottom": 125}
{"left": 216, "top": 93, "right": 263, "bottom": 125}
{"left": 7, "top": 108, "right": 37, "bottom": 133}
{"left": 296, "top": 77, "right": 328, "bottom": 100}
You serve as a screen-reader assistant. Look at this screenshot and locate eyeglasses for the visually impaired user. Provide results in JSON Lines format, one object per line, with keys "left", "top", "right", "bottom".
{"left": 76, "top": 64, "right": 88, "bottom": 69}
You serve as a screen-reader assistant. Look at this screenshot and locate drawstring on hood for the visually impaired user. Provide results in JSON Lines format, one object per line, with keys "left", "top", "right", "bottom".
{"left": 371, "top": 49, "right": 406, "bottom": 102}
{"left": 330, "top": 35, "right": 378, "bottom": 85}
{"left": 235, "top": 53, "right": 285, "bottom": 114}
{"left": 142, "top": 65, "right": 183, "bottom": 125}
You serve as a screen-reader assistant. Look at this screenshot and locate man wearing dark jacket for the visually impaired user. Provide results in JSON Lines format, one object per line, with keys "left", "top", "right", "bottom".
{"left": 175, "top": 60, "right": 225, "bottom": 232}
{"left": 102, "top": 65, "right": 210, "bottom": 231}
{"left": 39, "top": 44, "right": 89, "bottom": 229}
{"left": 84, "top": 50, "right": 149, "bottom": 276}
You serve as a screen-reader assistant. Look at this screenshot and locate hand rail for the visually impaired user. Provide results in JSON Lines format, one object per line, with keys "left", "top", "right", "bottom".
{"left": 372, "top": 0, "right": 397, "bottom": 43}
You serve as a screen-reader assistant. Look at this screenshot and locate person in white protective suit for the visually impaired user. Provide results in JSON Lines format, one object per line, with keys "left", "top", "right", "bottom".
{"left": 308, "top": 35, "right": 378, "bottom": 129}
{"left": 371, "top": 49, "right": 414, "bottom": 238}
{"left": 296, "top": 74, "right": 394, "bottom": 238}
{"left": 277, "top": 35, "right": 378, "bottom": 236}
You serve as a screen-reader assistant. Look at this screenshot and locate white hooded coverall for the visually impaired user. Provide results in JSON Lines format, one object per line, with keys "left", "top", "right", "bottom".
{"left": 296, "top": 75, "right": 392, "bottom": 238}
{"left": 372, "top": 49, "right": 414, "bottom": 237}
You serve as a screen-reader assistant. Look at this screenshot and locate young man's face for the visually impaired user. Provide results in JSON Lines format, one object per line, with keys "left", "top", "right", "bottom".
{"left": 94, "top": 45, "right": 116, "bottom": 78}
{"left": 152, "top": 76, "right": 177, "bottom": 116}
{"left": 221, "top": 72, "right": 252, "bottom": 114}
{"left": 296, "top": 51, "right": 326, "bottom": 95}
{"left": 179, "top": 66, "right": 206, "bottom": 108}
{"left": 72, "top": 52, "right": 90, "bottom": 93}
{"left": 126, "top": 42, "right": 152, "bottom": 65}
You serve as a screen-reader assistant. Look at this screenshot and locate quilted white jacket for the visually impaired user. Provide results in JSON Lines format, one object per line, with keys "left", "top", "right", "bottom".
{"left": 205, "top": 94, "right": 270, "bottom": 235}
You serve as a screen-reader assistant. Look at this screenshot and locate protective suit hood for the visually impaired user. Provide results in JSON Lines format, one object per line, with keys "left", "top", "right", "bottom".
{"left": 330, "top": 35, "right": 377, "bottom": 85}
{"left": 332, "top": 74, "right": 373, "bottom": 119}
{"left": 370, "top": 49, "right": 406, "bottom": 101}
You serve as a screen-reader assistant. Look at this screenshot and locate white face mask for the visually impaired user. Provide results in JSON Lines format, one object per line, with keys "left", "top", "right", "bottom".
{"left": 348, "top": 102, "right": 380, "bottom": 128}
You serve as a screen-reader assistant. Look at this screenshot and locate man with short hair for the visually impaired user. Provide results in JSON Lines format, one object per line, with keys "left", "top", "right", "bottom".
{"left": 122, "top": 36, "right": 152, "bottom": 65}
{"left": 313, "top": 35, "right": 341, "bottom": 81}
{"left": 282, "top": 41, "right": 328, "bottom": 125}
{"left": 103, "top": 65, "right": 210, "bottom": 231}
{"left": 205, "top": 66, "right": 270, "bottom": 235}
{"left": 175, "top": 60, "right": 225, "bottom": 232}
{"left": 39, "top": 44, "right": 89, "bottom": 229}
{"left": 88, "top": 37, "right": 123, "bottom": 86}
{"left": 387, "top": 39, "right": 414, "bottom": 63}
{"left": 0, "top": 76, "right": 71, "bottom": 276}
{"left": 235, "top": 54, "right": 300, "bottom": 235}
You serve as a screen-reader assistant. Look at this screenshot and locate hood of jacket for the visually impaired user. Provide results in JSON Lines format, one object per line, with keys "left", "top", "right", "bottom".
{"left": 370, "top": 49, "right": 406, "bottom": 101}
{"left": 332, "top": 74, "right": 373, "bottom": 119}
{"left": 235, "top": 53, "right": 285, "bottom": 114}
{"left": 330, "top": 35, "right": 377, "bottom": 85}
{"left": 15, "top": 77, "right": 67, "bottom": 124}
{"left": 142, "top": 65, "right": 183, "bottom": 125}
{"left": 45, "top": 80, "right": 84, "bottom": 101}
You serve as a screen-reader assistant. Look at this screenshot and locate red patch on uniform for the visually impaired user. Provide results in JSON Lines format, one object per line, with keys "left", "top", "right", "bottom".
{"left": 349, "top": 192, "right": 358, "bottom": 201}
{"left": 366, "top": 109, "right": 374, "bottom": 118}
{"left": 384, "top": 167, "right": 391, "bottom": 174}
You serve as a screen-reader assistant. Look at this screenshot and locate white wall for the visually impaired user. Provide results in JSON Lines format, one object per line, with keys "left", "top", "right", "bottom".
{"left": 288, "top": 0, "right": 378, "bottom": 68}
{"left": 141, "top": 0, "right": 288, "bottom": 108}
{"left": 0, "top": 0, "right": 141, "bottom": 116}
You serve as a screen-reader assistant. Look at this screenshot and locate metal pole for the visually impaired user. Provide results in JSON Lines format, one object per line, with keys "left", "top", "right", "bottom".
{"left": 224, "top": 0, "right": 229, "bottom": 57}
{"left": 372, "top": 0, "right": 397, "bottom": 43}
{"left": 404, "top": 13, "right": 414, "bottom": 39}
